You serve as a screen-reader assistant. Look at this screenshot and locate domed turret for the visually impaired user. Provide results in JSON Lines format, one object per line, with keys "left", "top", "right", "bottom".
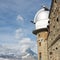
{"left": 32, "top": 6, "right": 50, "bottom": 60}
{"left": 34, "top": 7, "right": 49, "bottom": 29}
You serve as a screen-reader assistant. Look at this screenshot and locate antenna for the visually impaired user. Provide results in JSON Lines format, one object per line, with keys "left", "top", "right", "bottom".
{"left": 30, "top": 21, "right": 35, "bottom": 24}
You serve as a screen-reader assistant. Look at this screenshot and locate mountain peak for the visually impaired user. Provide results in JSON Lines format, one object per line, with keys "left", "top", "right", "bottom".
{"left": 0, "top": 46, "right": 37, "bottom": 60}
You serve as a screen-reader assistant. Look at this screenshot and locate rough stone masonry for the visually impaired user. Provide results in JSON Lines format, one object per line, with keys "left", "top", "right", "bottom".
{"left": 48, "top": 0, "right": 60, "bottom": 60}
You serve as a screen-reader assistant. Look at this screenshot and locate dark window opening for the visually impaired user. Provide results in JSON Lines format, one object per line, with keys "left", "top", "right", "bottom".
{"left": 55, "top": 0, "right": 57, "bottom": 3}
{"left": 56, "top": 47, "right": 58, "bottom": 50}
{"left": 47, "top": 25, "right": 49, "bottom": 28}
{"left": 57, "top": 18, "right": 59, "bottom": 22}
{"left": 39, "top": 42, "right": 41, "bottom": 46}
{"left": 53, "top": 25, "right": 55, "bottom": 28}
{"left": 39, "top": 53, "right": 42, "bottom": 60}
{"left": 48, "top": 21, "right": 50, "bottom": 23}
{"left": 38, "top": 34, "right": 40, "bottom": 37}
{"left": 50, "top": 52, "right": 52, "bottom": 55}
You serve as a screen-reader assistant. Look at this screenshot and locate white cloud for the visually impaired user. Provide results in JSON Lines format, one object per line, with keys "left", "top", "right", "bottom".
{"left": 19, "top": 37, "right": 37, "bottom": 53}
{"left": 17, "top": 15, "right": 24, "bottom": 22}
{"left": 15, "top": 28, "right": 29, "bottom": 40}
{"left": 1, "top": 37, "right": 37, "bottom": 54}
{"left": 19, "top": 38, "right": 33, "bottom": 45}
{"left": 19, "top": 38, "right": 33, "bottom": 52}
{"left": 15, "top": 28, "right": 24, "bottom": 39}
{"left": 15, "top": 28, "right": 37, "bottom": 53}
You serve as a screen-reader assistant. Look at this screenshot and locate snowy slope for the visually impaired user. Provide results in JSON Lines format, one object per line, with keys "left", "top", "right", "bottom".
{"left": 0, "top": 45, "right": 37, "bottom": 60}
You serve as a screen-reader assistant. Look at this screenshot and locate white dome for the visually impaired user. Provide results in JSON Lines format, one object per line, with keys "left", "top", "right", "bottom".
{"left": 34, "top": 8, "right": 49, "bottom": 23}
{"left": 34, "top": 7, "right": 49, "bottom": 29}
{"left": 37, "top": 11, "right": 49, "bottom": 20}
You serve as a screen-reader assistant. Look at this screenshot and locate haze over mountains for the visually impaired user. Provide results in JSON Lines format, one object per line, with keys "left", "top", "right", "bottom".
{"left": 0, "top": 45, "right": 37, "bottom": 60}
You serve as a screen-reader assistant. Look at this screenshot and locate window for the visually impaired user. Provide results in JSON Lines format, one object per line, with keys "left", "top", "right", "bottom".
{"left": 50, "top": 52, "right": 53, "bottom": 55}
{"left": 55, "top": 0, "right": 57, "bottom": 3}
{"left": 57, "top": 18, "right": 59, "bottom": 22}
{"left": 56, "top": 47, "right": 58, "bottom": 50}
{"left": 39, "top": 53, "right": 42, "bottom": 60}
{"left": 53, "top": 25, "right": 55, "bottom": 28}
{"left": 39, "top": 42, "right": 41, "bottom": 46}
{"left": 38, "top": 34, "right": 40, "bottom": 37}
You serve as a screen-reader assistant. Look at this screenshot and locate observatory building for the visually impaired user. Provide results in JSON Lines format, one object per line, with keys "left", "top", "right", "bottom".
{"left": 33, "top": 7, "right": 49, "bottom": 60}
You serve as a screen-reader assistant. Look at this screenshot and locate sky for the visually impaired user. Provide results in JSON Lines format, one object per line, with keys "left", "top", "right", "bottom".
{"left": 0, "top": 0, "right": 51, "bottom": 53}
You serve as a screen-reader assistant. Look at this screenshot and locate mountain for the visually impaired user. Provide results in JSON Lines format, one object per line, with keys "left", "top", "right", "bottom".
{"left": 21, "top": 48, "right": 37, "bottom": 60}
{"left": 0, "top": 45, "right": 38, "bottom": 60}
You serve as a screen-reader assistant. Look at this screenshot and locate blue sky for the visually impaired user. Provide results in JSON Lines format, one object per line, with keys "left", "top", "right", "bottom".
{"left": 0, "top": 0, "right": 51, "bottom": 53}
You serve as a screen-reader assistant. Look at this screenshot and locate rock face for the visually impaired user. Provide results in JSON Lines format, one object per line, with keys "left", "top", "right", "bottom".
{"left": 48, "top": 0, "right": 60, "bottom": 60}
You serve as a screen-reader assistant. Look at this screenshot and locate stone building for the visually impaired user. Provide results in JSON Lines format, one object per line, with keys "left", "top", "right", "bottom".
{"left": 32, "top": 0, "right": 60, "bottom": 60}
{"left": 48, "top": 0, "right": 60, "bottom": 60}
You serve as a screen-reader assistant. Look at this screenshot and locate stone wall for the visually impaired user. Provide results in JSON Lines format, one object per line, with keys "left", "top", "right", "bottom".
{"left": 37, "top": 31, "right": 48, "bottom": 60}
{"left": 48, "top": 0, "right": 60, "bottom": 60}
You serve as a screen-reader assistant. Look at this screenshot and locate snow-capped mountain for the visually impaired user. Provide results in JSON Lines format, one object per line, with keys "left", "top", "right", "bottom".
{"left": 21, "top": 48, "right": 37, "bottom": 60}
{"left": 0, "top": 45, "right": 38, "bottom": 60}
